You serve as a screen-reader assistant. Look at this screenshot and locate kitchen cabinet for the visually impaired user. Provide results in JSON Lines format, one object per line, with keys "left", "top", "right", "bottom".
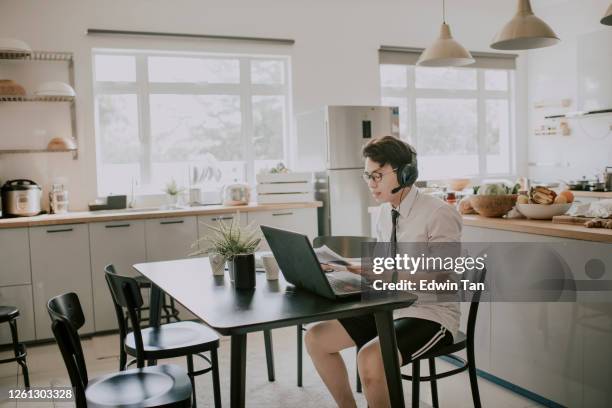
{"left": 0, "top": 285, "right": 35, "bottom": 345}
{"left": 145, "top": 216, "right": 199, "bottom": 320}
{"left": 196, "top": 212, "right": 247, "bottom": 253}
{"left": 0, "top": 227, "right": 31, "bottom": 286}
{"left": 89, "top": 220, "right": 146, "bottom": 332}
{"left": 247, "top": 208, "right": 318, "bottom": 250}
{"left": 29, "top": 224, "right": 94, "bottom": 340}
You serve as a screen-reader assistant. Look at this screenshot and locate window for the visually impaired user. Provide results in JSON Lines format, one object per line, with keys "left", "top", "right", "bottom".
{"left": 93, "top": 50, "right": 291, "bottom": 196}
{"left": 380, "top": 64, "right": 514, "bottom": 180}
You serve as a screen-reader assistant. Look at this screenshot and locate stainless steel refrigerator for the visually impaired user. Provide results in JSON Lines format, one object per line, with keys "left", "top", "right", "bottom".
{"left": 295, "top": 105, "right": 399, "bottom": 236}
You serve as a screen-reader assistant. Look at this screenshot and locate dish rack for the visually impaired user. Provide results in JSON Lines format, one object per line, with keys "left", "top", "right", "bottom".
{"left": 256, "top": 172, "right": 314, "bottom": 204}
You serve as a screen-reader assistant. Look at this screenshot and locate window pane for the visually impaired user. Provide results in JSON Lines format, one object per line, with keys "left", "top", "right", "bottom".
{"left": 415, "top": 67, "right": 476, "bottom": 90}
{"left": 94, "top": 55, "right": 136, "bottom": 82}
{"left": 148, "top": 57, "right": 239, "bottom": 83}
{"left": 96, "top": 94, "right": 140, "bottom": 195}
{"left": 486, "top": 100, "right": 511, "bottom": 174}
{"left": 251, "top": 60, "right": 285, "bottom": 84}
{"left": 381, "top": 97, "right": 409, "bottom": 141}
{"left": 252, "top": 95, "right": 285, "bottom": 161}
{"left": 380, "top": 65, "right": 408, "bottom": 88}
{"left": 416, "top": 98, "right": 478, "bottom": 178}
{"left": 485, "top": 70, "right": 508, "bottom": 91}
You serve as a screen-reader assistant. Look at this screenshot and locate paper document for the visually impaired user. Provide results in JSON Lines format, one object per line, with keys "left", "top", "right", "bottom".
{"left": 314, "top": 245, "right": 361, "bottom": 271}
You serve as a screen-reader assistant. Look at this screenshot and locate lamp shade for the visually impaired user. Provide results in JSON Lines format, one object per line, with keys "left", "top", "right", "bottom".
{"left": 490, "top": 0, "right": 559, "bottom": 50}
{"left": 602, "top": 4, "right": 612, "bottom": 25}
{"left": 417, "top": 23, "right": 475, "bottom": 67}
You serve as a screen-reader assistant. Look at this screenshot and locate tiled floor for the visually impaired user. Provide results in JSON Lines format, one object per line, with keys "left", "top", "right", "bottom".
{"left": 1, "top": 326, "right": 542, "bottom": 407}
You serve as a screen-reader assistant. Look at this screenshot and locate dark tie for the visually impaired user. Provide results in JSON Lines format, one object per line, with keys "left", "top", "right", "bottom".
{"left": 390, "top": 209, "right": 400, "bottom": 282}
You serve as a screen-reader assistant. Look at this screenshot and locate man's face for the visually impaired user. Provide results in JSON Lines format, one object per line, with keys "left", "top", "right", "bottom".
{"left": 364, "top": 158, "right": 400, "bottom": 203}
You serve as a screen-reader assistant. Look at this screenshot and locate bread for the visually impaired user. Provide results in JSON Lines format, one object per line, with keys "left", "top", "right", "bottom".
{"left": 530, "top": 186, "right": 556, "bottom": 205}
{"left": 0, "top": 79, "right": 26, "bottom": 95}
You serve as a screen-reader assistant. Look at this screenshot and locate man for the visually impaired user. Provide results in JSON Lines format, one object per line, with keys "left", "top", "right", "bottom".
{"left": 305, "top": 136, "right": 462, "bottom": 407}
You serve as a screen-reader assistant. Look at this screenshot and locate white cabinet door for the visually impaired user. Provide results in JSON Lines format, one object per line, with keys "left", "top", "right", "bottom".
{"left": 30, "top": 224, "right": 94, "bottom": 340}
{"left": 0, "top": 228, "right": 31, "bottom": 286}
{"left": 0, "top": 285, "right": 35, "bottom": 345}
{"left": 89, "top": 220, "right": 146, "bottom": 332}
{"left": 247, "top": 208, "right": 318, "bottom": 250}
{"left": 145, "top": 217, "right": 198, "bottom": 261}
{"left": 197, "top": 212, "right": 247, "bottom": 253}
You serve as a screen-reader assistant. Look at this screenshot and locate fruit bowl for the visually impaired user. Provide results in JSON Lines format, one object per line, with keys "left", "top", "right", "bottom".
{"left": 470, "top": 195, "right": 517, "bottom": 218}
{"left": 516, "top": 203, "right": 572, "bottom": 220}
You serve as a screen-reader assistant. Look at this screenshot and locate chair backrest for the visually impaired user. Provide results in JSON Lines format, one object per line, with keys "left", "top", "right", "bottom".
{"left": 465, "top": 267, "right": 487, "bottom": 345}
{"left": 47, "top": 293, "right": 88, "bottom": 407}
{"left": 104, "top": 265, "right": 146, "bottom": 367}
{"left": 313, "top": 236, "right": 376, "bottom": 259}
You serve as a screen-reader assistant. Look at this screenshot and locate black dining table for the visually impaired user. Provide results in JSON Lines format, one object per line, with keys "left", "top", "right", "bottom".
{"left": 134, "top": 257, "right": 416, "bottom": 408}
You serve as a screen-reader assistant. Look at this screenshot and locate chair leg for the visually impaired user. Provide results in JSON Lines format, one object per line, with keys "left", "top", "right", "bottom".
{"left": 467, "top": 345, "right": 482, "bottom": 408}
{"left": 412, "top": 359, "right": 420, "bottom": 408}
{"left": 9, "top": 320, "right": 29, "bottom": 388}
{"left": 297, "top": 324, "right": 303, "bottom": 387}
{"left": 429, "top": 358, "right": 439, "bottom": 408}
{"left": 211, "top": 348, "right": 222, "bottom": 408}
{"left": 264, "top": 329, "right": 275, "bottom": 382}
{"left": 187, "top": 354, "right": 197, "bottom": 408}
{"left": 356, "top": 348, "right": 362, "bottom": 393}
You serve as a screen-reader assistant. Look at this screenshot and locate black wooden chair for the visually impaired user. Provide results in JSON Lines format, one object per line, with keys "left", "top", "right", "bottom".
{"left": 296, "top": 235, "right": 376, "bottom": 390}
{"left": 402, "top": 267, "right": 486, "bottom": 408}
{"left": 47, "top": 292, "right": 192, "bottom": 408}
{"left": 104, "top": 265, "right": 221, "bottom": 408}
{"left": 0, "top": 306, "right": 30, "bottom": 387}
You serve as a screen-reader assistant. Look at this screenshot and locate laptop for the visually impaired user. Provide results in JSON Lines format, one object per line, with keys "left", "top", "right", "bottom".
{"left": 260, "top": 225, "right": 363, "bottom": 299}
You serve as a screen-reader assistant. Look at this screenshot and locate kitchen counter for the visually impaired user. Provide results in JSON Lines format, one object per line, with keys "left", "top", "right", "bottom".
{"left": 0, "top": 201, "right": 323, "bottom": 229}
{"left": 571, "top": 190, "right": 612, "bottom": 199}
{"left": 462, "top": 214, "right": 612, "bottom": 243}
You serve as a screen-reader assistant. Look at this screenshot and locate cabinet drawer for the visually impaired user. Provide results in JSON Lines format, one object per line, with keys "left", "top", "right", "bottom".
{"left": 29, "top": 224, "right": 94, "bottom": 340}
{"left": 247, "top": 208, "right": 318, "bottom": 250}
{"left": 89, "top": 220, "right": 146, "bottom": 332}
{"left": 0, "top": 228, "right": 31, "bottom": 286}
{"left": 145, "top": 216, "right": 198, "bottom": 261}
{"left": 0, "top": 285, "right": 35, "bottom": 345}
{"left": 197, "top": 213, "right": 247, "bottom": 253}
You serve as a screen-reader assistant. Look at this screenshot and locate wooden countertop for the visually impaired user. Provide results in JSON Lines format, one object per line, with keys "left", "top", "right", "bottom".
{"left": 571, "top": 191, "right": 612, "bottom": 199}
{"left": 463, "top": 214, "right": 612, "bottom": 243}
{"left": 0, "top": 202, "right": 322, "bottom": 229}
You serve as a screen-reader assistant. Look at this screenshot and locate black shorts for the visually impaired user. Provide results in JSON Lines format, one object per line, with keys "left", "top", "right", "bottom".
{"left": 338, "top": 315, "right": 453, "bottom": 365}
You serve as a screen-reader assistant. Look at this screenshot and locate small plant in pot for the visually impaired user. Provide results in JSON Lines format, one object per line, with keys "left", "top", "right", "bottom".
{"left": 192, "top": 215, "right": 261, "bottom": 289}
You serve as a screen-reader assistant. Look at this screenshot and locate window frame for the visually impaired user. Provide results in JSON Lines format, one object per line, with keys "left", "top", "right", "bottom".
{"left": 380, "top": 64, "right": 516, "bottom": 181}
{"left": 92, "top": 48, "right": 292, "bottom": 196}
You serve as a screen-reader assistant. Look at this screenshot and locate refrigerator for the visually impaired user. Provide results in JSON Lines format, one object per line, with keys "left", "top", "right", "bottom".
{"left": 295, "top": 106, "right": 399, "bottom": 236}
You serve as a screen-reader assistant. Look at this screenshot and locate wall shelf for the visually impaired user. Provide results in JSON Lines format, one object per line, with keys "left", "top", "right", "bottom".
{"left": 0, "top": 148, "right": 77, "bottom": 157}
{"left": 0, "top": 94, "right": 75, "bottom": 102}
{"left": 0, "top": 51, "right": 73, "bottom": 61}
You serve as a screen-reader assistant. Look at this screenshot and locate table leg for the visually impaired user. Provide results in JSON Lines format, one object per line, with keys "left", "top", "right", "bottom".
{"left": 374, "top": 310, "right": 405, "bottom": 408}
{"left": 147, "top": 283, "right": 163, "bottom": 366}
{"left": 230, "top": 334, "right": 247, "bottom": 408}
{"left": 264, "top": 329, "right": 275, "bottom": 381}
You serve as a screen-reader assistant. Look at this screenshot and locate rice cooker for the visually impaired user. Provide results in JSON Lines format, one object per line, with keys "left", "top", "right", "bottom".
{"left": 1, "top": 179, "right": 42, "bottom": 217}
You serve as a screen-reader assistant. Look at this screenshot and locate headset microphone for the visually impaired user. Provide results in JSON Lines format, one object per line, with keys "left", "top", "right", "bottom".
{"left": 391, "top": 186, "right": 402, "bottom": 194}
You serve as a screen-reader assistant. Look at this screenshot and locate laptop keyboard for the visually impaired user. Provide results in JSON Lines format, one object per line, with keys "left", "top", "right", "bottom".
{"left": 327, "top": 275, "right": 361, "bottom": 293}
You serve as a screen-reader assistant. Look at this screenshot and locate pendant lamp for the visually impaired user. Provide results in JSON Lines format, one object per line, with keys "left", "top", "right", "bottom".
{"left": 601, "top": 4, "right": 612, "bottom": 26}
{"left": 491, "top": 0, "right": 559, "bottom": 50}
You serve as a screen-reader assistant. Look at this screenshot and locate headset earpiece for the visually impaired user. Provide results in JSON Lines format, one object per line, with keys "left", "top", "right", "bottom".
{"left": 395, "top": 146, "right": 418, "bottom": 190}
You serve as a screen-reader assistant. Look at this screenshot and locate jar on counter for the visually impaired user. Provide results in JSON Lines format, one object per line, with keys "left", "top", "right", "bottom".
{"left": 49, "top": 184, "right": 69, "bottom": 214}
{"left": 445, "top": 192, "right": 457, "bottom": 205}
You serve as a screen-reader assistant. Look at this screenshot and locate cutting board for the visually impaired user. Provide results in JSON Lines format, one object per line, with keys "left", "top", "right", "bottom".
{"left": 552, "top": 215, "right": 594, "bottom": 225}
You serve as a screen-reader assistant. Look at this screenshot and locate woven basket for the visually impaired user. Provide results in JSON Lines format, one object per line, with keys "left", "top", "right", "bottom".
{"left": 470, "top": 194, "right": 517, "bottom": 218}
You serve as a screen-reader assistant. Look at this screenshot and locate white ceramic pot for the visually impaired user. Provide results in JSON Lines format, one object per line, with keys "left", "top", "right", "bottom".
{"left": 208, "top": 253, "right": 226, "bottom": 276}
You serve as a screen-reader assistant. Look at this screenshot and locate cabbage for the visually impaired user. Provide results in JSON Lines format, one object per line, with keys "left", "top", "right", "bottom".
{"left": 478, "top": 183, "right": 507, "bottom": 196}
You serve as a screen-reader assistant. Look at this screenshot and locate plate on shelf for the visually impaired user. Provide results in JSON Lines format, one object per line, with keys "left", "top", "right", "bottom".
{"left": 0, "top": 39, "right": 32, "bottom": 55}
{"left": 34, "top": 81, "right": 75, "bottom": 97}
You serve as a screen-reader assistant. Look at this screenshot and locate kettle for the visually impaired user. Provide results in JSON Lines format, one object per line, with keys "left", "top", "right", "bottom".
{"left": 222, "top": 183, "right": 251, "bottom": 206}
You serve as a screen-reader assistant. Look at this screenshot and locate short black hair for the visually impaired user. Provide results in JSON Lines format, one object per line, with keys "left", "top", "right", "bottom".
{"left": 362, "top": 136, "right": 415, "bottom": 169}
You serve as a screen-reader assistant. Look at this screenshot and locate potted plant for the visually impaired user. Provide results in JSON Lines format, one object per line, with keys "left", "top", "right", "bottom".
{"left": 164, "top": 178, "right": 184, "bottom": 208}
{"left": 191, "top": 215, "right": 261, "bottom": 289}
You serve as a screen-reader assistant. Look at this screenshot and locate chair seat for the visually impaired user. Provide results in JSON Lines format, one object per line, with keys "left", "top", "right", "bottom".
{"left": 125, "top": 321, "right": 219, "bottom": 359}
{"left": 419, "top": 330, "right": 467, "bottom": 359}
{"left": 0, "top": 306, "right": 19, "bottom": 323}
{"left": 86, "top": 363, "right": 191, "bottom": 408}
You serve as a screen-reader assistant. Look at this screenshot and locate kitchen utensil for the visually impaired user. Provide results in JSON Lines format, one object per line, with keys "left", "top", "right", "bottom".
{"left": 470, "top": 194, "right": 517, "bottom": 218}
{"left": 1, "top": 179, "right": 42, "bottom": 217}
{"left": 516, "top": 203, "right": 572, "bottom": 220}
{"left": 0, "top": 79, "right": 26, "bottom": 95}
{"left": 47, "top": 137, "right": 77, "bottom": 151}
{"left": 34, "top": 81, "right": 75, "bottom": 97}
{"left": 589, "top": 181, "right": 606, "bottom": 192}
{"left": 222, "top": 183, "right": 251, "bottom": 206}
{"left": 551, "top": 215, "right": 594, "bottom": 225}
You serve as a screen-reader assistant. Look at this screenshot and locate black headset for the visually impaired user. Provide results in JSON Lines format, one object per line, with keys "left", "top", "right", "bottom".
{"left": 392, "top": 143, "right": 418, "bottom": 194}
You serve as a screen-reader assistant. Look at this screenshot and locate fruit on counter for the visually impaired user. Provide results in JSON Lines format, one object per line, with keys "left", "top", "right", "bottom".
{"left": 458, "top": 196, "right": 477, "bottom": 214}
{"left": 558, "top": 190, "right": 574, "bottom": 203}
{"left": 530, "top": 186, "right": 557, "bottom": 205}
{"left": 554, "top": 195, "right": 568, "bottom": 204}
{"left": 517, "top": 195, "right": 529, "bottom": 204}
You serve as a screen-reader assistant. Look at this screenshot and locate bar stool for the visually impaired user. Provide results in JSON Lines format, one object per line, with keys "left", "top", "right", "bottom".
{"left": 0, "top": 306, "right": 30, "bottom": 387}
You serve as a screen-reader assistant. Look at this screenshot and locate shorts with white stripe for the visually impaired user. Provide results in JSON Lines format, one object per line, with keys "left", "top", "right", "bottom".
{"left": 338, "top": 315, "right": 453, "bottom": 365}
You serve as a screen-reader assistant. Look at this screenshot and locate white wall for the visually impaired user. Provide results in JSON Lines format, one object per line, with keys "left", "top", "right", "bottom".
{"left": 527, "top": 0, "right": 612, "bottom": 183}
{"left": 0, "top": 0, "right": 527, "bottom": 210}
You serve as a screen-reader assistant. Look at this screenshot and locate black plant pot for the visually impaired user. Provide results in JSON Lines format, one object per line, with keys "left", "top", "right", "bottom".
{"left": 233, "top": 253, "right": 256, "bottom": 290}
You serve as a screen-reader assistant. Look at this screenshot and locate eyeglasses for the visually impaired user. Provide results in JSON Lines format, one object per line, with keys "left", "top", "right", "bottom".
{"left": 362, "top": 169, "right": 396, "bottom": 183}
